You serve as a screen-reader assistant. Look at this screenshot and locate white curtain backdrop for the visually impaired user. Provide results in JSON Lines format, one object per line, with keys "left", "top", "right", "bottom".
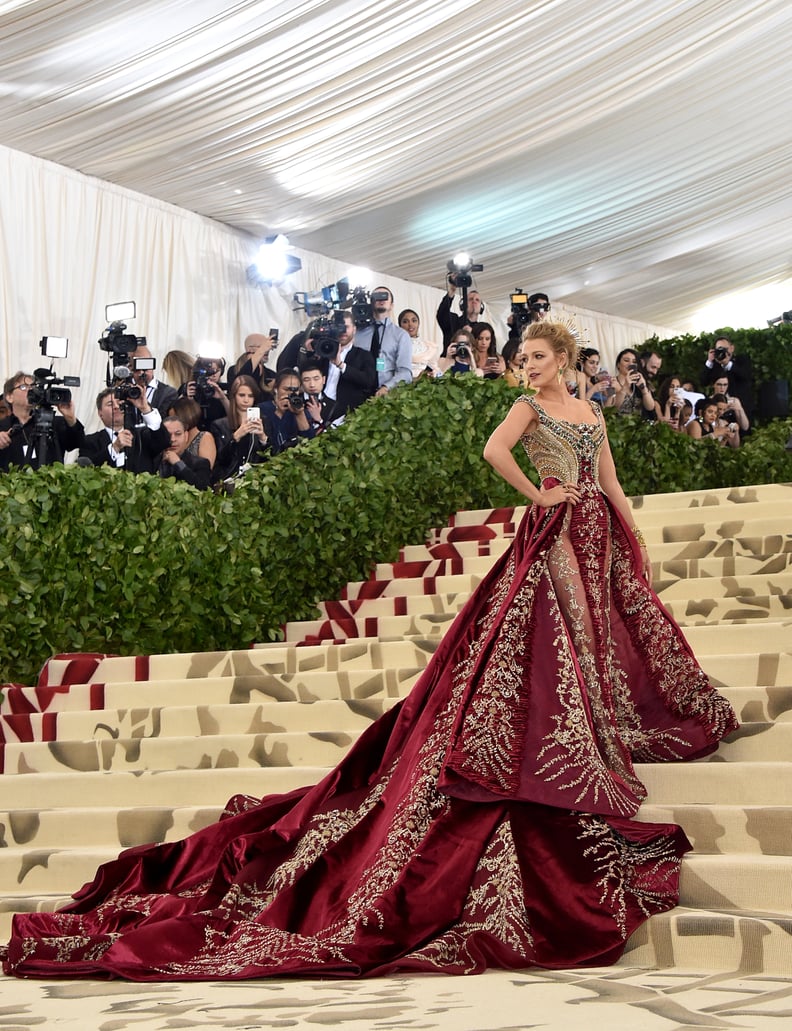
{"left": 0, "top": 145, "right": 673, "bottom": 430}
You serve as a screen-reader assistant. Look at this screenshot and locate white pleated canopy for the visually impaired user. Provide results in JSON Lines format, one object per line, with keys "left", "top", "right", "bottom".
{"left": 2, "top": 0, "right": 792, "bottom": 332}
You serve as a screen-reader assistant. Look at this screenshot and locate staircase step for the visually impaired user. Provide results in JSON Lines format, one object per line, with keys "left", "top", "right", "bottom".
{"left": 679, "top": 854, "right": 792, "bottom": 914}
{"left": 33, "top": 640, "right": 442, "bottom": 688}
{"left": 636, "top": 805, "right": 792, "bottom": 856}
{"left": 1, "top": 766, "right": 325, "bottom": 809}
{"left": 663, "top": 596, "right": 792, "bottom": 624}
{"left": 427, "top": 516, "right": 788, "bottom": 547}
{"left": 2, "top": 729, "right": 365, "bottom": 777}
{"left": 637, "top": 762, "right": 792, "bottom": 806}
{"left": 3, "top": 676, "right": 787, "bottom": 734}
{"left": 697, "top": 722, "right": 790, "bottom": 761}
{"left": 0, "top": 895, "right": 70, "bottom": 944}
{"left": 621, "top": 906, "right": 792, "bottom": 975}
{"left": 0, "top": 804, "right": 224, "bottom": 850}
{"left": 353, "top": 554, "right": 792, "bottom": 593}
{"left": 2, "top": 697, "right": 398, "bottom": 743}
{"left": 5, "top": 721, "right": 785, "bottom": 780}
{"left": 0, "top": 847, "right": 142, "bottom": 896}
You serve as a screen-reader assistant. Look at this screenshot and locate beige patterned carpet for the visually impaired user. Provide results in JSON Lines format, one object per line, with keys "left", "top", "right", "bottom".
{"left": 1, "top": 482, "right": 791, "bottom": 1029}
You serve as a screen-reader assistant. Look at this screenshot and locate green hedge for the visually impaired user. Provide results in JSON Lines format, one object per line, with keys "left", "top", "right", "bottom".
{"left": 1, "top": 375, "right": 790, "bottom": 686}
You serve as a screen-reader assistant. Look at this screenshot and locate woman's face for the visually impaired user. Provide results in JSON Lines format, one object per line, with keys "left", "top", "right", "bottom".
{"left": 399, "top": 312, "right": 420, "bottom": 339}
{"left": 702, "top": 403, "right": 718, "bottom": 424}
{"left": 521, "top": 339, "right": 563, "bottom": 388}
{"left": 713, "top": 376, "right": 729, "bottom": 394}
{"left": 583, "top": 353, "right": 600, "bottom": 376}
{"left": 474, "top": 329, "right": 492, "bottom": 353}
{"left": 617, "top": 351, "right": 637, "bottom": 374}
{"left": 234, "top": 385, "right": 255, "bottom": 411}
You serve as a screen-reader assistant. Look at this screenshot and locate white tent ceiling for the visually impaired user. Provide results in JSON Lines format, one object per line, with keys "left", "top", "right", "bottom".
{"left": 2, "top": 0, "right": 791, "bottom": 333}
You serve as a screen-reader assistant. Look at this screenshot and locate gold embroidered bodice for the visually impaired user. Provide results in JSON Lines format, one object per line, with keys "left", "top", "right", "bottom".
{"left": 516, "top": 395, "right": 604, "bottom": 486}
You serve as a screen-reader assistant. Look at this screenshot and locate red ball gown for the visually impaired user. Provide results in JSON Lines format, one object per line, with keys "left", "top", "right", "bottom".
{"left": 2, "top": 397, "right": 738, "bottom": 980}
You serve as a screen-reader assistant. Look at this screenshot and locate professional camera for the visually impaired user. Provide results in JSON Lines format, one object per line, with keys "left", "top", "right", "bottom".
{"left": 110, "top": 367, "right": 142, "bottom": 402}
{"left": 714, "top": 346, "right": 729, "bottom": 362}
{"left": 27, "top": 369, "right": 78, "bottom": 408}
{"left": 446, "top": 253, "right": 483, "bottom": 289}
{"left": 286, "top": 386, "right": 305, "bottom": 411}
{"left": 192, "top": 363, "right": 216, "bottom": 405}
{"left": 767, "top": 310, "right": 792, "bottom": 327}
{"left": 293, "top": 278, "right": 350, "bottom": 318}
{"left": 509, "top": 291, "right": 534, "bottom": 327}
{"left": 98, "top": 318, "right": 143, "bottom": 400}
{"left": 310, "top": 310, "right": 348, "bottom": 361}
{"left": 99, "top": 320, "right": 139, "bottom": 358}
{"left": 350, "top": 286, "right": 390, "bottom": 329}
{"left": 28, "top": 336, "right": 81, "bottom": 408}
{"left": 451, "top": 343, "right": 472, "bottom": 363}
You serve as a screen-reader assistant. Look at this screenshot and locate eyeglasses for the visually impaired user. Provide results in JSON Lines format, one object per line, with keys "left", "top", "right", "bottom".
{"left": 533, "top": 303, "right": 551, "bottom": 312}
{"left": 14, "top": 382, "right": 33, "bottom": 391}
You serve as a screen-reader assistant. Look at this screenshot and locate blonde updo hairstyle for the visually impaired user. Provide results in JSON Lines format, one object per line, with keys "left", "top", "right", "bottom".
{"left": 521, "top": 321, "right": 578, "bottom": 373}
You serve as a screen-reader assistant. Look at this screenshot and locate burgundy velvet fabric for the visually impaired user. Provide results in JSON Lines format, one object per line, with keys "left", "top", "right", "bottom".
{"left": 2, "top": 406, "right": 738, "bottom": 981}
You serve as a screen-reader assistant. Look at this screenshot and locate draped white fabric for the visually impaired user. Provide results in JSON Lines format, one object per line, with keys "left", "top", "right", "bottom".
{"left": 1, "top": 0, "right": 791, "bottom": 340}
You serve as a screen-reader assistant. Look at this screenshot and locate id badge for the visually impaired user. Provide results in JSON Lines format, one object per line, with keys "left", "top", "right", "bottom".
{"left": 376, "top": 356, "right": 386, "bottom": 373}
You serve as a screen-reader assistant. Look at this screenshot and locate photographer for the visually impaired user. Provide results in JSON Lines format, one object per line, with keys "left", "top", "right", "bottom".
{"left": 507, "top": 291, "right": 551, "bottom": 339}
{"left": 180, "top": 356, "right": 229, "bottom": 429}
{"left": 700, "top": 335, "right": 754, "bottom": 416}
{"left": 612, "top": 348, "right": 656, "bottom": 416}
{"left": 259, "top": 370, "right": 317, "bottom": 454}
{"left": 436, "top": 279, "right": 485, "bottom": 354}
{"left": 0, "top": 371, "right": 84, "bottom": 472}
{"left": 129, "top": 343, "right": 178, "bottom": 415}
{"left": 354, "top": 286, "right": 412, "bottom": 396}
{"left": 321, "top": 311, "right": 378, "bottom": 423}
{"left": 79, "top": 387, "right": 170, "bottom": 473}
{"left": 437, "top": 329, "right": 480, "bottom": 376}
{"left": 229, "top": 333, "right": 278, "bottom": 400}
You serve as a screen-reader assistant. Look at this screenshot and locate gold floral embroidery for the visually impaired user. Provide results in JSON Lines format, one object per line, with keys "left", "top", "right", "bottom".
{"left": 577, "top": 814, "right": 684, "bottom": 939}
{"left": 401, "top": 820, "right": 534, "bottom": 972}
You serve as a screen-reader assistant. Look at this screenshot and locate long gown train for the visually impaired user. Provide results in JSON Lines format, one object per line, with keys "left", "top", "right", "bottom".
{"left": 1, "top": 398, "right": 738, "bottom": 980}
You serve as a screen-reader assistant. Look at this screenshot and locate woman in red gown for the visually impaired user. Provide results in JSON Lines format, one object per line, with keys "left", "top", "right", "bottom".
{"left": 2, "top": 322, "right": 738, "bottom": 980}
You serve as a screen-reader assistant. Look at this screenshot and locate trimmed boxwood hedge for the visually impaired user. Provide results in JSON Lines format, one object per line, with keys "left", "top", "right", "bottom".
{"left": 1, "top": 374, "right": 790, "bottom": 686}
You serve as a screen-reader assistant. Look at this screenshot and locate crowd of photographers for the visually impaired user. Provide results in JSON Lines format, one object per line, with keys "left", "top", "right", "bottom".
{"left": 0, "top": 279, "right": 763, "bottom": 486}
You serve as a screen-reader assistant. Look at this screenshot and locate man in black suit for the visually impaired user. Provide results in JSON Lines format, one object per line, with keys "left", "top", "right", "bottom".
{"left": 321, "top": 311, "right": 378, "bottom": 424}
{"left": 0, "top": 371, "right": 85, "bottom": 472}
{"left": 130, "top": 343, "right": 179, "bottom": 415}
{"left": 700, "top": 336, "right": 755, "bottom": 417}
{"left": 300, "top": 362, "right": 334, "bottom": 430}
{"left": 79, "top": 388, "right": 170, "bottom": 474}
